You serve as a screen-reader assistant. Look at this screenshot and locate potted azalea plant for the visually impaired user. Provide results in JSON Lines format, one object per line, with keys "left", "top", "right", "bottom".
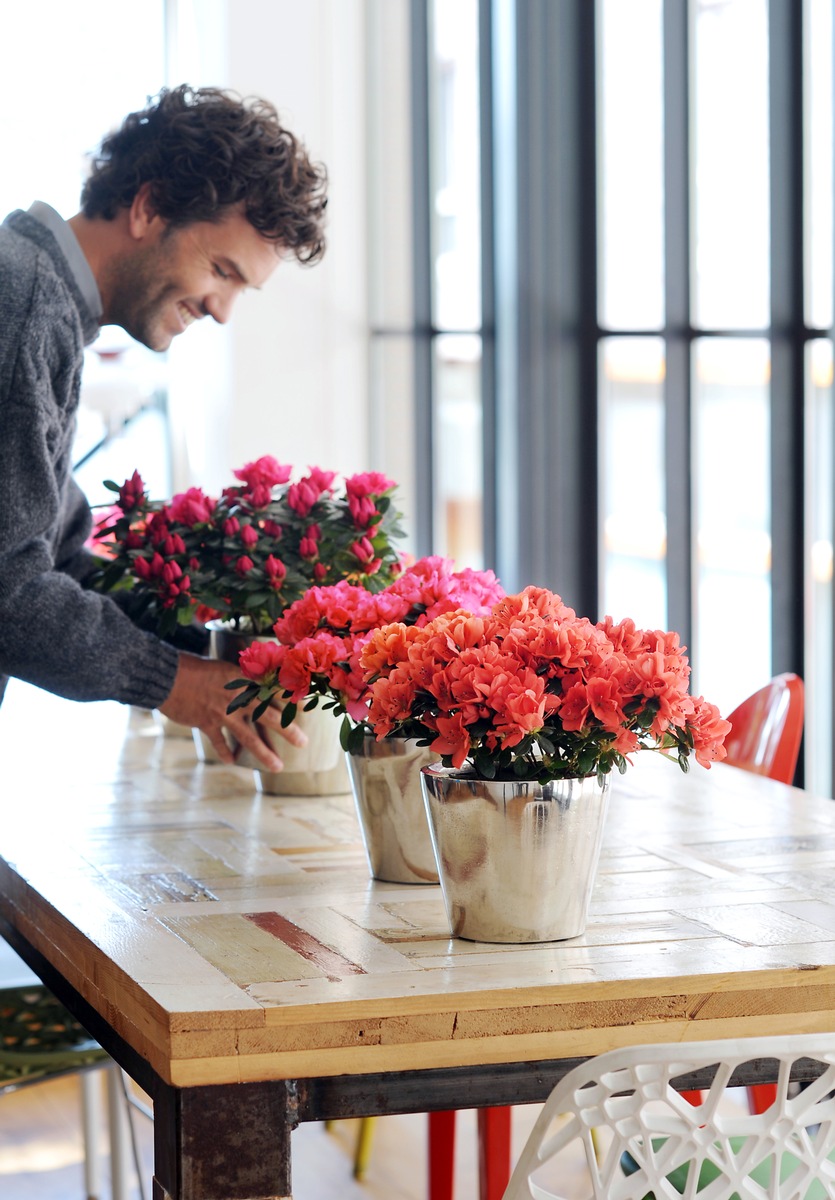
{"left": 225, "top": 557, "right": 505, "bottom": 883}
{"left": 90, "top": 458, "right": 407, "bottom": 792}
{"left": 91, "top": 458, "right": 405, "bottom": 637}
{"left": 357, "top": 585, "right": 730, "bottom": 941}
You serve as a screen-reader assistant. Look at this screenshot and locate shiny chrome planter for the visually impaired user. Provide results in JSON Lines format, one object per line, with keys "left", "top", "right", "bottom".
{"left": 195, "top": 621, "right": 350, "bottom": 796}
{"left": 420, "top": 766, "right": 610, "bottom": 943}
{"left": 346, "top": 735, "right": 440, "bottom": 884}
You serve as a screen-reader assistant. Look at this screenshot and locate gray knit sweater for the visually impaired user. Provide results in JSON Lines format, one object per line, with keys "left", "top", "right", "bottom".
{"left": 0, "top": 210, "right": 179, "bottom": 709}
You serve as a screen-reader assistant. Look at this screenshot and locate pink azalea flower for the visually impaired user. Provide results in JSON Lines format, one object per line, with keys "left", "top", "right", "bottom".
{"left": 232, "top": 455, "right": 292, "bottom": 490}
{"left": 167, "top": 487, "right": 215, "bottom": 527}
{"left": 239, "top": 641, "right": 284, "bottom": 683}
{"left": 346, "top": 470, "right": 395, "bottom": 497}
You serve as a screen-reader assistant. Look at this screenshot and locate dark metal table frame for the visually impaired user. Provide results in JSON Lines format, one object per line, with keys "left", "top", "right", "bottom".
{"left": 2, "top": 917, "right": 811, "bottom": 1200}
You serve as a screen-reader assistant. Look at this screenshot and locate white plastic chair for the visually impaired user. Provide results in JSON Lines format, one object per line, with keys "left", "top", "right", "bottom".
{"left": 502, "top": 1034, "right": 835, "bottom": 1199}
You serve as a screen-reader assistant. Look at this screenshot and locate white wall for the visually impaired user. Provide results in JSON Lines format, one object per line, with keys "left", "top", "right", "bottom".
{"left": 166, "top": 0, "right": 373, "bottom": 493}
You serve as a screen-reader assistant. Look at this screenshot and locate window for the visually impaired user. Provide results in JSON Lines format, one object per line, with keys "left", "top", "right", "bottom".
{"left": 428, "top": 0, "right": 485, "bottom": 568}
{"left": 414, "top": 0, "right": 832, "bottom": 792}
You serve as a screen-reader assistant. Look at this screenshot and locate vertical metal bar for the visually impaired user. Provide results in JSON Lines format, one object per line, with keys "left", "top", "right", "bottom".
{"left": 493, "top": 0, "right": 598, "bottom": 612}
{"left": 479, "top": 0, "right": 498, "bottom": 570}
{"left": 663, "top": 0, "right": 694, "bottom": 660}
{"left": 575, "top": 0, "right": 600, "bottom": 620}
{"left": 492, "top": 0, "right": 521, "bottom": 590}
{"left": 769, "top": 0, "right": 806, "bottom": 685}
{"left": 411, "top": 0, "right": 435, "bottom": 557}
{"left": 80, "top": 1068, "right": 105, "bottom": 1200}
{"left": 106, "top": 1063, "right": 133, "bottom": 1200}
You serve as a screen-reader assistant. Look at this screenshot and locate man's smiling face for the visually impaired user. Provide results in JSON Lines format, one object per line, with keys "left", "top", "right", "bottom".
{"left": 103, "top": 202, "right": 283, "bottom": 352}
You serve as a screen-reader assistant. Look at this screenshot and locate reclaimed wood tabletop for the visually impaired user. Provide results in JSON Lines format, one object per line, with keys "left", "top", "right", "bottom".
{"left": 2, "top": 683, "right": 835, "bottom": 1198}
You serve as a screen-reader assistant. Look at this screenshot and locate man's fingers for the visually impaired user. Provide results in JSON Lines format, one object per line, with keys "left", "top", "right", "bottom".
{"left": 256, "top": 704, "right": 309, "bottom": 748}
{"left": 208, "top": 730, "right": 235, "bottom": 765}
{"left": 228, "top": 716, "right": 285, "bottom": 772}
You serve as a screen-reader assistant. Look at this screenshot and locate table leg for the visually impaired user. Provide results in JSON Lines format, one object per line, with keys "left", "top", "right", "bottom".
{"left": 151, "top": 1078, "right": 297, "bottom": 1200}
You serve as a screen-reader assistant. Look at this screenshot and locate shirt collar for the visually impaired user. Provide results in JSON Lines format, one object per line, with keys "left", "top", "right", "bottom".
{"left": 27, "top": 202, "right": 103, "bottom": 326}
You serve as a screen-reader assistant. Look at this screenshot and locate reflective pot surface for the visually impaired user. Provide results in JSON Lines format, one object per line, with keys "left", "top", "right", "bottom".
{"left": 346, "top": 736, "right": 440, "bottom": 884}
{"left": 197, "top": 622, "right": 351, "bottom": 795}
{"left": 420, "top": 766, "right": 611, "bottom": 943}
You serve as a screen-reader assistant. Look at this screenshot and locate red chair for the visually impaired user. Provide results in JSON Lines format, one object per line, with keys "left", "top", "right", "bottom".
{"left": 428, "top": 1106, "right": 511, "bottom": 1200}
{"left": 723, "top": 672, "right": 805, "bottom": 786}
{"left": 332, "top": 1105, "right": 512, "bottom": 1198}
{"left": 682, "top": 673, "right": 805, "bottom": 1115}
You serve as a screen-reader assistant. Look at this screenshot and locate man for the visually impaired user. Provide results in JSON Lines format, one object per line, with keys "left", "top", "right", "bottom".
{"left": 0, "top": 85, "right": 328, "bottom": 769}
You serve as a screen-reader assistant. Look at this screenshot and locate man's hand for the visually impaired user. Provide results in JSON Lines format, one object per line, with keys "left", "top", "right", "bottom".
{"left": 157, "top": 652, "right": 306, "bottom": 771}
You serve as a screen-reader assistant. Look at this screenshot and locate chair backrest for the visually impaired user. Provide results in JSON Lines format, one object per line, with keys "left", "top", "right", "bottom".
{"left": 722, "top": 673, "right": 804, "bottom": 785}
{"left": 502, "top": 1033, "right": 835, "bottom": 1200}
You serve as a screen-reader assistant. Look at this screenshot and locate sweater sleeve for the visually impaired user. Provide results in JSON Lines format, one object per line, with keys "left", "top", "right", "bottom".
{"left": 0, "top": 235, "right": 179, "bottom": 710}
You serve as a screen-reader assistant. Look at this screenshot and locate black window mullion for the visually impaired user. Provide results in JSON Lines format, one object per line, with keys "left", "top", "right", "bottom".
{"left": 411, "top": 0, "right": 434, "bottom": 558}
{"left": 479, "top": 0, "right": 497, "bottom": 572}
{"left": 492, "top": 0, "right": 598, "bottom": 613}
{"left": 663, "top": 0, "right": 694, "bottom": 661}
{"left": 768, "top": 0, "right": 806, "bottom": 690}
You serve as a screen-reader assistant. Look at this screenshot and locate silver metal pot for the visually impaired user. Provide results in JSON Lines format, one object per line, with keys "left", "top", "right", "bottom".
{"left": 420, "top": 766, "right": 610, "bottom": 942}
{"left": 346, "top": 735, "right": 440, "bottom": 883}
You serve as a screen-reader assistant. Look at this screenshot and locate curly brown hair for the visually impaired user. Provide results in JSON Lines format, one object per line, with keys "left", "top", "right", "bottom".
{"left": 81, "top": 85, "right": 327, "bottom": 264}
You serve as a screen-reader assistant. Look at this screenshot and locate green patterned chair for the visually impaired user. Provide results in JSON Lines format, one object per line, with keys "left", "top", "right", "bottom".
{"left": 0, "top": 982, "right": 136, "bottom": 1199}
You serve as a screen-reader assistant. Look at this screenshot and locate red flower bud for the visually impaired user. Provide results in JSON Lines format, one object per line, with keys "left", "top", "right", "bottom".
{"left": 117, "top": 470, "right": 146, "bottom": 513}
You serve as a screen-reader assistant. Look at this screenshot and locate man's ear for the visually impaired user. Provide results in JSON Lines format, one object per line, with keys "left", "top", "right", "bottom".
{"left": 128, "top": 182, "right": 165, "bottom": 241}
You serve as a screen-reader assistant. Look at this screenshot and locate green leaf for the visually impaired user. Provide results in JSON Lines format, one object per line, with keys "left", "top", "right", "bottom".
{"left": 474, "top": 752, "right": 497, "bottom": 780}
{"left": 280, "top": 702, "right": 298, "bottom": 728}
{"left": 346, "top": 722, "right": 368, "bottom": 754}
{"left": 103, "top": 479, "right": 121, "bottom": 493}
{"left": 339, "top": 715, "right": 352, "bottom": 751}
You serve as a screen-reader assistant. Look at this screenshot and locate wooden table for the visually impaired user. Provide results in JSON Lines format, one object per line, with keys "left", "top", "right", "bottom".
{"left": 2, "top": 684, "right": 835, "bottom": 1199}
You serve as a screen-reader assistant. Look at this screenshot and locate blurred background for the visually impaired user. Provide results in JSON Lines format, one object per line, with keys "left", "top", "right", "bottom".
{"left": 1, "top": 0, "right": 833, "bottom": 793}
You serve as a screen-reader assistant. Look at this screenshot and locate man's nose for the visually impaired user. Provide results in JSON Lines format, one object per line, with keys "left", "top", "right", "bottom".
{"left": 204, "top": 291, "right": 236, "bottom": 324}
